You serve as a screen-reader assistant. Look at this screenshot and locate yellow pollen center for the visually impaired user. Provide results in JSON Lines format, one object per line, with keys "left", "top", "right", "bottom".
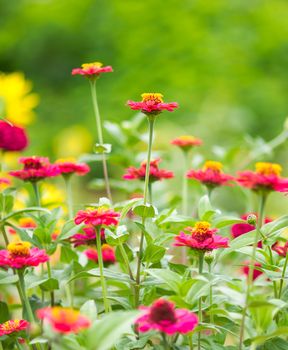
{"left": 81, "top": 62, "right": 103, "bottom": 69}
{"left": 2, "top": 320, "right": 19, "bottom": 331}
{"left": 19, "top": 218, "right": 36, "bottom": 227}
{"left": 141, "top": 93, "right": 163, "bottom": 103}
{"left": 8, "top": 241, "right": 31, "bottom": 256}
{"left": 56, "top": 157, "right": 76, "bottom": 164}
{"left": 51, "top": 307, "right": 79, "bottom": 323}
{"left": 255, "top": 162, "right": 282, "bottom": 176}
{"left": 193, "top": 221, "right": 211, "bottom": 235}
{"left": 178, "top": 135, "right": 197, "bottom": 141}
{"left": 203, "top": 161, "right": 223, "bottom": 173}
{"left": 102, "top": 244, "right": 112, "bottom": 251}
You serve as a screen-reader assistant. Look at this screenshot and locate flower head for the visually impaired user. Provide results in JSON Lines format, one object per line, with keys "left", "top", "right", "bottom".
{"left": 72, "top": 62, "right": 113, "bottom": 78}
{"left": 55, "top": 158, "right": 90, "bottom": 177}
{"left": 74, "top": 207, "right": 120, "bottom": 227}
{"left": 273, "top": 241, "right": 288, "bottom": 257}
{"left": 187, "top": 161, "right": 234, "bottom": 188}
{"left": 237, "top": 162, "right": 288, "bottom": 193}
{"left": 85, "top": 244, "right": 116, "bottom": 265}
{"left": 0, "top": 176, "right": 11, "bottom": 191}
{"left": 37, "top": 307, "right": 90, "bottom": 334}
{"left": 0, "top": 120, "right": 29, "bottom": 152}
{"left": 0, "top": 241, "right": 49, "bottom": 269}
{"left": 123, "top": 158, "right": 174, "bottom": 182}
{"left": 127, "top": 93, "right": 178, "bottom": 116}
{"left": 0, "top": 319, "right": 29, "bottom": 337}
{"left": 174, "top": 221, "right": 229, "bottom": 251}
{"left": 242, "top": 261, "right": 263, "bottom": 281}
{"left": 71, "top": 226, "right": 105, "bottom": 247}
{"left": 171, "top": 135, "right": 202, "bottom": 150}
{"left": 136, "top": 299, "right": 198, "bottom": 335}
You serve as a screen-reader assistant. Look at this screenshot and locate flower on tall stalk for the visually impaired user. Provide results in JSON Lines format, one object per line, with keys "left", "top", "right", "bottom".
{"left": 242, "top": 261, "right": 263, "bottom": 281}
{"left": 127, "top": 93, "right": 178, "bottom": 115}
{"left": 37, "top": 307, "right": 90, "bottom": 334}
{"left": 9, "top": 156, "right": 60, "bottom": 182}
{"left": 123, "top": 158, "right": 174, "bottom": 182}
{"left": 72, "top": 62, "right": 113, "bottom": 78}
{"left": 85, "top": 244, "right": 116, "bottom": 265}
{"left": 71, "top": 226, "right": 105, "bottom": 247}
{"left": 74, "top": 207, "right": 120, "bottom": 227}
{"left": 55, "top": 158, "right": 90, "bottom": 177}
{"left": 237, "top": 162, "right": 288, "bottom": 193}
{"left": 0, "top": 319, "right": 29, "bottom": 336}
{"left": 171, "top": 135, "right": 202, "bottom": 150}
{"left": 187, "top": 161, "right": 234, "bottom": 189}
{"left": 0, "top": 241, "right": 49, "bottom": 269}
{"left": 0, "top": 120, "right": 29, "bottom": 152}
{"left": 273, "top": 241, "right": 288, "bottom": 257}
{"left": 174, "top": 221, "right": 229, "bottom": 251}
{"left": 135, "top": 299, "right": 198, "bottom": 335}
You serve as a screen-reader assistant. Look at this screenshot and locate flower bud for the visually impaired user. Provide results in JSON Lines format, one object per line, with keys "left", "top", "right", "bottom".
{"left": 205, "top": 252, "right": 214, "bottom": 265}
{"left": 247, "top": 214, "right": 257, "bottom": 226}
{"left": 29, "top": 322, "right": 41, "bottom": 338}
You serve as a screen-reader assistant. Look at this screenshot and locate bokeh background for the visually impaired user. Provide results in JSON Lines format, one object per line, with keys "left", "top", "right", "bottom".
{"left": 1, "top": 0, "right": 288, "bottom": 214}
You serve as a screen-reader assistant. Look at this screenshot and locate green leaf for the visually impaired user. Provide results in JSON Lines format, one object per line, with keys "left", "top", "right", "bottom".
{"left": 250, "top": 327, "right": 288, "bottom": 346}
{"left": 143, "top": 244, "right": 166, "bottom": 264}
{"left": 105, "top": 226, "right": 130, "bottom": 246}
{"left": 185, "top": 277, "right": 210, "bottom": 304}
{"left": 133, "top": 203, "right": 157, "bottom": 218}
{"left": 0, "top": 271, "right": 19, "bottom": 285}
{"left": 94, "top": 143, "right": 112, "bottom": 154}
{"left": 198, "top": 195, "right": 217, "bottom": 221}
{"left": 39, "top": 278, "right": 59, "bottom": 292}
{"left": 213, "top": 216, "right": 245, "bottom": 228}
{"left": 119, "top": 198, "right": 142, "bottom": 220}
{"left": 1, "top": 207, "right": 50, "bottom": 224}
{"left": 0, "top": 302, "right": 10, "bottom": 323}
{"left": 56, "top": 221, "right": 85, "bottom": 241}
{"left": 80, "top": 300, "right": 97, "bottom": 321}
{"left": 70, "top": 268, "right": 132, "bottom": 284}
{"left": 146, "top": 269, "right": 182, "bottom": 293}
{"left": 60, "top": 246, "right": 78, "bottom": 264}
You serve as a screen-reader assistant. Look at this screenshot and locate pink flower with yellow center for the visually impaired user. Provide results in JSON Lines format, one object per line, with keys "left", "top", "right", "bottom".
{"left": 74, "top": 207, "right": 120, "bottom": 227}
{"left": 127, "top": 93, "right": 178, "bottom": 116}
{"left": 174, "top": 221, "right": 229, "bottom": 251}
{"left": 237, "top": 162, "right": 288, "bottom": 193}
{"left": 170, "top": 135, "right": 203, "bottom": 150}
{"left": 0, "top": 241, "right": 49, "bottom": 269}
{"left": 0, "top": 176, "right": 11, "bottom": 191}
{"left": 85, "top": 244, "right": 116, "bottom": 265}
{"left": 0, "top": 120, "right": 29, "bottom": 152}
{"left": 71, "top": 226, "right": 105, "bottom": 247}
{"left": 0, "top": 319, "right": 29, "bottom": 336}
{"left": 55, "top": 158, "right": 90, "bottom": 177}
{"left": 273, "top": 241, "right": 288, "bottom": 257}
{"left": 8, "top": 217, "right": 37, "bottom": 235}
{"left": 136, "top": 299, "right": 198, "bottom": 335}
{"left": 123, "top": 158, "right": 174, "bottom": 182}
{"left": 72, "top": 62, "right": 113, "bottom": 78}
{"left": 37, "top": 307, "right": 90, "bottom": 334}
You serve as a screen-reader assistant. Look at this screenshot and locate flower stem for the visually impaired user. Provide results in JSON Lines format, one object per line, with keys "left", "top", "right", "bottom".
{"left": 46, "top": 260, "right": 55, "bottom": 306}
{"left": 118, "top": 242, "right": 134, "bottom": 281}
{"left": 208, "top": 264, "right": 214, "bottom": 324}
{"left": 96, "top": 227, "right": 110, "bottom": 313}
{"left": 198, "top": 251, "right": 204, "bottom": 350}
{"left": 278, "top": 252, "right": 288, "bottom": 298}
{"left": 148, "top": 181, "right": 152, "bottom": 204}
{"left": 89, "top": 79, "right": 112, "bottom": 201}
{"left": 161, "top": 332, "right": 170, "bottom": 350}
{"left": 182, "top": 151, "right": 189, "bottom": 216}
{"left": 189, "top": 335, "right": 194, "bottom": 350}
{"left": 64, "top": 176, "right": 73, "bottom": 220}
{"left": 31, "top": 182, "right": 41, "bottom": 207}
{"left": 0, "top": 225, "right": 9, "bottom": 246}
{"left": 17, "top": 271, "right": 35, "bottom": 322}
{"left": 238, "top": 193, "right": 267, "bottom": 350}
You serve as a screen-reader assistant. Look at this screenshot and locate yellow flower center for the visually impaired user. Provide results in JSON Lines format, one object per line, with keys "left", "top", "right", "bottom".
{"left": 2, "top": 320, "right": 20, "bottom": 331}
{"left": 203, "top": 161, "right": 223, "bottom": 173}
{"left": 19, "top": 218, "right": 36, "bottom": 227}
{"left": 193, "top": 221, "right": 211, "bottom": 235}
{"left": 102, "top": 244, "right": 112, "bottom": 251}
{"left": 81, "top": 62, "right": 103, "bottom": 69}
{"left": 141, "top": 93, "right": 163, "bottom": 103}
{"left": 178, "top": 135, "right": 197, "bottom": 141}
{"left": 56, "top": 157, "right": 76, "bottom": 164}
{"left": 51, "top": 307, "right": 80, "bottom": 324}
{"left": 255, "top": 162, "right": 282, "bottom": 176}
{"left": 8, "top": 241, "right": 31, "bottom": 257}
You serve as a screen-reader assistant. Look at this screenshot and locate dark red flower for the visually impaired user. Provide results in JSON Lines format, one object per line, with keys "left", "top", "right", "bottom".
{"left": 72, "top": 62, "right": 113, "bottom": 78}
{"left": 85, "top": 244, "right": 116, "bottom": 265}
{"left": 74, "top": 207, "right": 120, "bottom": 227}
{"left": 71, "top": 226, "right": 105, "bottom": 247}
{"left": 0, "top": 120, "right": 28, "bottom": 152}
{"left": 242, "top": 261, "right": 263, "bottom": 281}
{"left": 55, "top": 159, "right": 90, "bottom": 177}
{"left": 273, "top": 241, "right": 288, "bottom": 257}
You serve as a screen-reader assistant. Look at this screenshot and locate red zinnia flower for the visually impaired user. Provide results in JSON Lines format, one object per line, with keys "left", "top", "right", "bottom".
{"left": 123, "top": 158, "right": 174, "bottom": 182}
{"left": 187, "top": 161, "right": 234, "bottom": 188}
{"left": 85, "top": 244, "right": 116, "bottom": 265}
{"left": 72, "top": 62, "right": 113, "bottom": 78}
{"left": 127, "top": 93, "right": 178, "bottom": 116}
{"left": 237, "top": 162, "right": 288, "bottom": 193}
{"left": 71, "top": 226, "right": 105, "bottom": 247}
{"left": 55, "top": 158, "right": 90, "bottom": 177}
{"left": 136, "top": 299, "right": 198, "bottom": 335}
{"left": 273, "top": 241, "right": 288, "bottom": 257}
{"left": 37, "top": 307, "right": 90, "bottom": 334}
{"left": 74, "top": 207, "right": 120, "bottom": 227}
{"left": 0, "top": 319, "right": 29, "bottom": 336}
{"left": 0, "top": 241, "right": 49, "bottom": 269}
{"left": 10, "top": 156, "right": 60, "bottom": 182}
{"left": 171, "top": 135, "right": 203, "bottom": 150}
{"left": 242, "top": 261, "right": 263, "bottom": 281}
{"left": 0, "top": 120, "right": 28, "bottom": 152}
{"left": 174, "top": 221, "right": 229, "bottom": 251}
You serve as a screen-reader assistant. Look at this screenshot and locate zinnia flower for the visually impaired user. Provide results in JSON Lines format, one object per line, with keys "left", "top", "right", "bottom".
{"left": 171, "top": 135, "right": 202, "bottom": 150}
{"left": 0, "top": 319, "right": 29, "bottom": 336}
{"left": 123, "top": 158, "right": 174, "bottom": 182}
{"left": 37, "top": 307, "right": 90, "bottom": 334}
{"left": 55, "top": 158, "right": 90, "bottom": 177}
{"left": 237, "top": 162, "right": 288, "bottom": 193}
{"left": 273, "top": 241, "right": 288, "bottom": 257}
{"left": 72, "top": 62, "right": 113, "bottom": 78}
{"left": 0, "top": 176, "right": 11, "bottom": 191}
{"left": 127, "top": 93, "right": 178, "bottom": 116}
{"left": 71, "top": 227, "right": 105, "bottom": 247}
{"left": 74, "top": 207, "right": 120, "bottom": 227}
{"left": 136, "top": 299, "right": 198, "bottom": 335}
{"left": 0, "top": 120, "right": 28, "bottom": 152}
{"left": 0, "top": 241, "right": 49, "bottom": 269}
{"left": 174, "top": 221, "right": 229, "bottom": 251}
{"left": 187, "top": 161, "right": 234, "bottom": 189}
{"left": 10, "top": 156, "right": 60, "bottom": 182}
{"left": 242, "top": 261, "right": 263, "bottom": 281}
{"left": 85, "top": 244, "right": 116, "bottom": 265}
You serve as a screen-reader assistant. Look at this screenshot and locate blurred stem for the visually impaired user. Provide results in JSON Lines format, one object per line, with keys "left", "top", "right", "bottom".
{"left": 96, "top": 226, "right": 110, "bottom": 313}
{"left": 239, "top": 193, "right": 267, "bottom": 350}
{"left": 118, "top": 242, "right": 134, "bottom": 281}
{"left": 198, "top": 251, "right": 204, "bottom": 350}
{"left": 278, "top": 253, "right": 288, "bottom": 298}
{"left": 46, "top": 260, "right": 55, "bottom": 306}
{"left": 64, "top": 176, "right": 73, "bottom": 220}
{"left": 31, "top": 182, "right": 41, "bottom": 207}
{"left": 206, "top": 186, "right": 213, "bottom": 200}
{"left": 0, "top": 225, "right": 9, "bottom": 246}
{"left": 182, "top": 151, "right": 189, "bottom": 215}
{"left": 89, "top": 79, "right": 112, "bottom": 201}
{"left": 148, "top": 181, "right": 152, "bottom": 204}
{"left": 161, "top": 333, "right": 170, "bottom": 350}
{"left": 208, "top": 263, "right": 214, "bottom": 324}
{"left": 189, "top": 335, "right": 194, "bottom": 350}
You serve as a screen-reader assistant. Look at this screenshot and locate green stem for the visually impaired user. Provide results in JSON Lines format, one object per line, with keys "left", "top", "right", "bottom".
{"left": 206, "top": 186, "right": 213, "bottom": 200}
{"left": 148, "top": 181, "right": 152, "bottom": 204}
{"left": 189, "top": 335, "right": 194, "bottom": 350}
{"left": 46, "top": 260, "right": 55, "bottom": 306}
{"left": 31, "top": 182, "right": 41, "bottom": 207}
{"left": 96, "top": 227, "right": 110, "bottom": 313}
{"left": 198, "top": 252, "right": 204, "bottom": 350}
{"left": 89, "top": 79, "right": 112, "bottom": 201}
{"left": 64, "top": 176, "right": 74, "bottom": 220}
{"left": 278, "top": 253, "right": 288, "bottom": 298}
{"left": 161, "top": 332, "right": 170, "bottom": 350}
{"left": 238, "top": 193, "right": 267, "bottom": 350}
{"left": 0, "top": 341, "right": 3, "bottom": 350}
{"left": 182, "top": 151, "right": 189, "bottom": 216}
{"left": 208, "top": 264, "right": 214, "bottom": 324}
{"left": 118, "top": 242, "right": 134, "bottom": 281}
{"left": 0, "top": 225, "right": 9, "bottom": 246}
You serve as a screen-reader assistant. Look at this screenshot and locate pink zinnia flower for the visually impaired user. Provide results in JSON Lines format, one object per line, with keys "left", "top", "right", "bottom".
{"left": 0, "top": 241, "right": 49, "bottom": 269}
{"left": 123, "top": 158, "right": 174, "bottom": 182}
{"left": 237, "top": 162, "right": 288, "bottom": 193}
{"left": 136, "top": 299, "right": 198, "bottom": 335}
{"left": 242, "top": 261, "right": 263, "bottom": 281}
{"left": 0, "top": 120, "right": 28, "bottom": 152}
{"left": 72, "top": 62, "right": 113, "bottom": 78}
{"left": 55, "top": 158, "right": 90, "bottom": 177}
{"left": 71, "top": 226, "right": 105, "bottom": 247}
{"left": 127, "top": 93, "right": 178, "bottom": 116}
{"left": 37, "top": 307, "right": 90, "bottom": 334}
{"left": 187, "top": 161, "right": 234, "bottom": 188}
{"left": 174, "top": 221, "right": 229, "bottom": 251}
{"left": 74, "top": 207, "right": 120, "bottom": 227}
{"left": 171, "top": 135, "right": 203, "bottom": 150}
{"left": 10, "top": 156, "right": 60, "bottom": 182}
{"left": 85, "top": 244, "right": 116, "bottom": 265}
{"left": 0, "top": 176, "right": 11, "bottom": 191}
{"left": 0, "top": 319, "right": 29, "bottom": 336}
{"left": 273, "top": 241, "right": 288, "bottom": 257}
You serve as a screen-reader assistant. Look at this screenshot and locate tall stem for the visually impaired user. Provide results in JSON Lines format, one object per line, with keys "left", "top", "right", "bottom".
{"left": 31, "top": 182, "right": 41, "bottom": 207}
{"left": 161, "top": 332, "right": 170, "bottom": 350}
{"left": 278, "top": 253, "right": 288, "bottom": 298}
{"left": 208, "top": 263, "right": 214, "bottom": 324}
{"left": 46, "top": 260, "right": 55, "bottom": 306}
{"left": 239, "top": 193, "right": 267, "bottom": 350}
{"left": 89, "top": 79, "right": 112, "bottom": 201}
{"left": 182, "top": 151, "right": 189, "bottom": 215}
{"left": 118, "top": 242, "right": 134, "bottom": 281}
{"left": 96, "top": 226, "right": 110, "bottom": 313}
{"left": 198, "top": 252, "right": 204, "bottom": 350}
{"left": 148, "top": 182, "right": 153, "bottom": 204}
{"left": 64, "top": 176, "right": 73, "bottom": 220}
{"left": 0, "top": 225, "right": 9, "bottom": 246}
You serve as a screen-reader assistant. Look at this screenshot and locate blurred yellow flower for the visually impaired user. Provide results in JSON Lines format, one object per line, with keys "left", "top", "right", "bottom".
{"left": 0, "top": 72, "right": 39, "bottom": 126}
{"left": 41, "top": 183, "right": 65, "bottom": 209}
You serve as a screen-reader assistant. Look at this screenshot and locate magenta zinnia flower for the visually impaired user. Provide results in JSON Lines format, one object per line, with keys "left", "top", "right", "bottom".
{"left": 0, "top": 120, "right": 28, "bottom": 152}
{"left": 123, "top": 158, "right": 174, "bottom": 182}
{"left": 237, "top": 162, "right": 288, "bottom": 193}
{"left": 0, "top": 319, "right": 29, "bottom": 336}
{"left": 136, "top": 299, "right": 198, "bottom": 335}
{"left": 171, "top": 135, "right": 203, "bottom": 150}
{"left": 71, "top": 226, "right": 105, "bottom": 247}
{"left": 174, "top": 221, "right": 229, "bottom": 251}
{"left": 72, "top": 62, "right": 113, "bottom": 78}
{"left": 242, "top": 261, "right": 263, "bottom": 281}
{"left": 0, "top": 241, "right": 49, "bottom": 269}
{"left": 273, "top": 241, "right": 288, "bottom": 257}
{"left": 55, "top": 159, "right": 90, "bottom": 177}
{"left": 85, "top": 244, "right": 116, "bottom": 265}
{"left": 74, "top": 207, "right": 120, "bottom": 227}
{"left": 127, "top": 93, "right": 178, "bottom": 116}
